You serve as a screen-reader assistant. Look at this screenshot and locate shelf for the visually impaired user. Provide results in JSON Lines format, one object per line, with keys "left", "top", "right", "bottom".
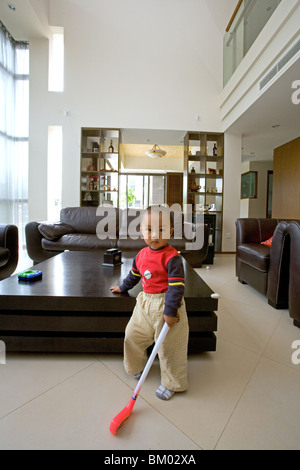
{"left": 81, "top": 152, "right": 119, "bottom": 158}
{"left": 81, "top": 151, "right": 100, "bottom": 155}
{"left": 188, "top": 155, "right": 204, "bottom": 162}
{"left": 188, "top": 155, "right": 223, "bottom": 161}
{"left": 99, "top": 190, "right": 119, "bottom": 193}
{"left": 206, "top": 155, "right": 224, "bottom": 161}
{"left": 80, "top": 128, "right": 120, "bottom": 208}
{"left": 101, "top": 152, "right": 118, "bottom": 157}
{"left": 81, "top": 190, "right": 99, "bottom": 193}
{"left": 188, "top": 192, "right": 223, "bottom": 196}
{"left": 184, "top": 131, "right": 224, "bottom": 256}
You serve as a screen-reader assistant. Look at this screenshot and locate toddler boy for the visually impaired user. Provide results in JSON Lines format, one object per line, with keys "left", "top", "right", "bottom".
{"left": 110, "top": 205, "right": 189, "bottom": 400}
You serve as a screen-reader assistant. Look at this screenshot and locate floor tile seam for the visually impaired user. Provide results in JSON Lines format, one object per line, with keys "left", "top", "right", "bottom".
{"left": 0, "top": 361, "right": 97, "bottom": 422}
{"left": 258, "top": 310, "right": 291, "bottom": 363}
{"left": 212, "top": 351, "right": 263, "bottom": 450}
{"left": 217, "top": 293, "right": 270, "bottom": 310}
{"left": 216, "top": 332, "right": 273, "bottom": 358}
{"left": 213, "top": 355, "right": 300, "bottom": 449}
{"left": 212, "top": 312, "right": 292, "bottom": 450}
{"left": 97, "top": 362, "right": 204, "bottom": 450}
{"left": 262, "top": 346, "right": 300, "bottom": 375}
{"left": 135, "top": 394, "right": 204, "bottom": 451}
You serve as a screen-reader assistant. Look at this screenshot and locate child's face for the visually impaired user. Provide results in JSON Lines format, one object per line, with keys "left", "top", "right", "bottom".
{"left": 141, "top": 210, "right": 174, "bottom": 250}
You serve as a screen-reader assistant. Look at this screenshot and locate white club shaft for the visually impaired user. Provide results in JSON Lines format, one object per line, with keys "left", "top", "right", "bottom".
{"left": 133, "top": 322, "right": 170, "bottom": 398}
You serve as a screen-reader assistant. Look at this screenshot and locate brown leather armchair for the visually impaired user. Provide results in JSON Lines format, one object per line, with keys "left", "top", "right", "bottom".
{"left": 236, "top": 218, "right": 300, "bottom": 328}
{"left": 0, "top": 224, "right": 19, "bottom": 281}
{"left": 235, "top": 218, "right": 278, "bottom": 295}
{"left": 267, "top": 221, "right": 290, "bottom": 310}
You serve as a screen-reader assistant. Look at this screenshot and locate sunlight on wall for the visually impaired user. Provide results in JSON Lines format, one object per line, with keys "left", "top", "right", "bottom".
{"left": 47, "top": 126, "right": 63, "bottom": 221}
{"left": 48, "top": 28, "right": 64, "bottom": 92}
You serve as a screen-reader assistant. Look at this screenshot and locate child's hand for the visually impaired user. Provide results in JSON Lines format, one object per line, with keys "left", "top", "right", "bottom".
{"left": 110, "top": 286, "right": 121, "bottom": 294}
{"left": 164, "top": 314, "right": 180, "bottom": 328}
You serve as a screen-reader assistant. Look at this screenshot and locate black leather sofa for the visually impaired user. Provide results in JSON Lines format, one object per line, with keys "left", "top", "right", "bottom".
{"left": 0, "top": 224, "right": 19, "bottom": 281}
{"left": 26, "top": 206, "right": 209, "bottom": 268}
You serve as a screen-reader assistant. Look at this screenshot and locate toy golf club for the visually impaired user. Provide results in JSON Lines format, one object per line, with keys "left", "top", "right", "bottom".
{"left": 110, "top": 322, "right": 170, "bottom": 435}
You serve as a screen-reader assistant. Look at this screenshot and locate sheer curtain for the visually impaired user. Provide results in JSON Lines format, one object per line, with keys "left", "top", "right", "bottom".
{"left": 0, "top": 22, "right": 29, "bottom": 251}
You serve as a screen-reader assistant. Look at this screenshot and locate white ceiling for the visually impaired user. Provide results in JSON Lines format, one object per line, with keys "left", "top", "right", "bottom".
{"left": 0, "top": 0, "right": 51, "bottom": 40}
{"left": 228, "top": 56, "right": 300, "bottom": 162}
{"left": 0, "top": 0, "right": 238, "bottom": 40}
{"left": 0, "top": 0, "right": 298, "bottom": 161}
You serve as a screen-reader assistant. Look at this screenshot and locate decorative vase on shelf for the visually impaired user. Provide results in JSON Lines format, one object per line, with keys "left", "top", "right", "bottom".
{"left": 86, "top": 162, "right": 95, "bottom": 171}
{"left": 213, "top": 143, "right": 217, "bottom": 156}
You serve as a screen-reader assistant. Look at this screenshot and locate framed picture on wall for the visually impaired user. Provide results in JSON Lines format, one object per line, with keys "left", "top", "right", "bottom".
{"left": 241, "top": 171, "right": 257, "bottom": 199}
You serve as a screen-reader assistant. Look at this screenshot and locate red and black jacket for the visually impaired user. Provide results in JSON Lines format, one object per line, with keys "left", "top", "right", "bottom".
{"left": 120, "top": 245, "right": 185, "bottom": 317}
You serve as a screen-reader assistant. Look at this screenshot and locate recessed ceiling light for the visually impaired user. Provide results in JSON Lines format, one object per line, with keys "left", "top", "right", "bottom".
{"left": 8, "top": 4, "right": 16, "bottom": 11}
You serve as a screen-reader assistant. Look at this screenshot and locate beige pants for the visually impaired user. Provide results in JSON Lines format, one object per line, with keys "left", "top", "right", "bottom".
{"left": 124, "top": 292, "right": 189, "bottom": 392}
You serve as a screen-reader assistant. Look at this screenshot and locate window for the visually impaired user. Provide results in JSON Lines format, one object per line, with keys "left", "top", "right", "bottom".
{"left": 0, "top": 22, "right": 29, "bottom": 251}
{"left": 120, "top": 174, "right": 166, "bottom": 209}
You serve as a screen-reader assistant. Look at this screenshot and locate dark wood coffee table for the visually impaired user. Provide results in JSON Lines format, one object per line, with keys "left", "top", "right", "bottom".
{"left": 0, "top": 251, "right": 218, "bottom": 353}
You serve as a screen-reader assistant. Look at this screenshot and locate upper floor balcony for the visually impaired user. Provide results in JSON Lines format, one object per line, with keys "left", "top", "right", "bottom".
{"left": 224, "top": 0, "right": 282, "bottom": 86}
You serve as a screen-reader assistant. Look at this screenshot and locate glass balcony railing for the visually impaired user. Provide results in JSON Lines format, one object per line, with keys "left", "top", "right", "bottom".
{"left": 223, "top": 0, "right": 282, "bottom": 86}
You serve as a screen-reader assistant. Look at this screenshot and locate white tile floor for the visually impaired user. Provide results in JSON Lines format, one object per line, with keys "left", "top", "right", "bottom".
{"left": 1, "top": 254, "right": 300, "bottom": 450}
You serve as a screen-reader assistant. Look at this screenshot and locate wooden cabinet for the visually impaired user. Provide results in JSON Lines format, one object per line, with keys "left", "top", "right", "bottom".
{"left": 183, "top": 131, "right": 224, "bottom": 253}
{"left": 166, "top": 173, "right": 183, "bottom": 207}
{"left": 80, "top": 128, "right": 120, "bottom": 207}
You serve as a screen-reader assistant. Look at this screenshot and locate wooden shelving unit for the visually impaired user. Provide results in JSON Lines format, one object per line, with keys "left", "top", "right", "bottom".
{"left": 183, "top": 131, "right": 224, "bottom": 256}
{"left": 80, "top": 128, "right": 120, "bottom": 207}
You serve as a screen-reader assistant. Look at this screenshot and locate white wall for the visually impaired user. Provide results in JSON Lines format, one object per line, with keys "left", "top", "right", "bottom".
{"left": 29, "top": 0, "right": 226, "bottom": 218}
{"left": 239, "top": 160, "right": 274, "bottom": 219}
{"left": 249, "top": 161, "right": 273, "bottom": 218}
{"left": 240, "top": 161, "right": 250, "bottom": 218}
{"left": 222, "top": 133, "right": 242, "bottom": 252}
{"left": 29, "top": 0, "right": 242, "bottom": 252}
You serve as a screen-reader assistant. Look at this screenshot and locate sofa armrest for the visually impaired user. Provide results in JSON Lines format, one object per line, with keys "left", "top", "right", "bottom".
{"left": 236, "top": 219, "right": 261, "bottom": 246}
{"left": 267, "top": 221, "right": 290, "bottom": 309}
{"left": 0, "top": 224, "right": 19, "bottom": 280}
{"left": 287, "top": 221, "right": 300, "bottom": 324}
{"left": 25, "top": 222, "right": 60, "bottom": 264}
{"left": 181, "top": 224, "right": 209, "bottom": 268}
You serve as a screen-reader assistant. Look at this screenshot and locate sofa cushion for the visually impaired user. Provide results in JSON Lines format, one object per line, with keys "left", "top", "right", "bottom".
{"left": 38, "top": 222, "right": 75, "bottom": 241}
{"left": 237, "top": 243, "right": 271, "bottom": 272}
{"left": 117, "top": 237, "right": 146, "bottom": 252}
{"left": 41, "top": 234, "right": 116, "bottom": 251}
{"left": 119, "top": 208, "right": 142, "bottom": 239}
{"left": 60, "top": 206, "right": 119, "bottom": 235}
{"left": 0, "top": 248, "right": 10, "bottom": 268}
